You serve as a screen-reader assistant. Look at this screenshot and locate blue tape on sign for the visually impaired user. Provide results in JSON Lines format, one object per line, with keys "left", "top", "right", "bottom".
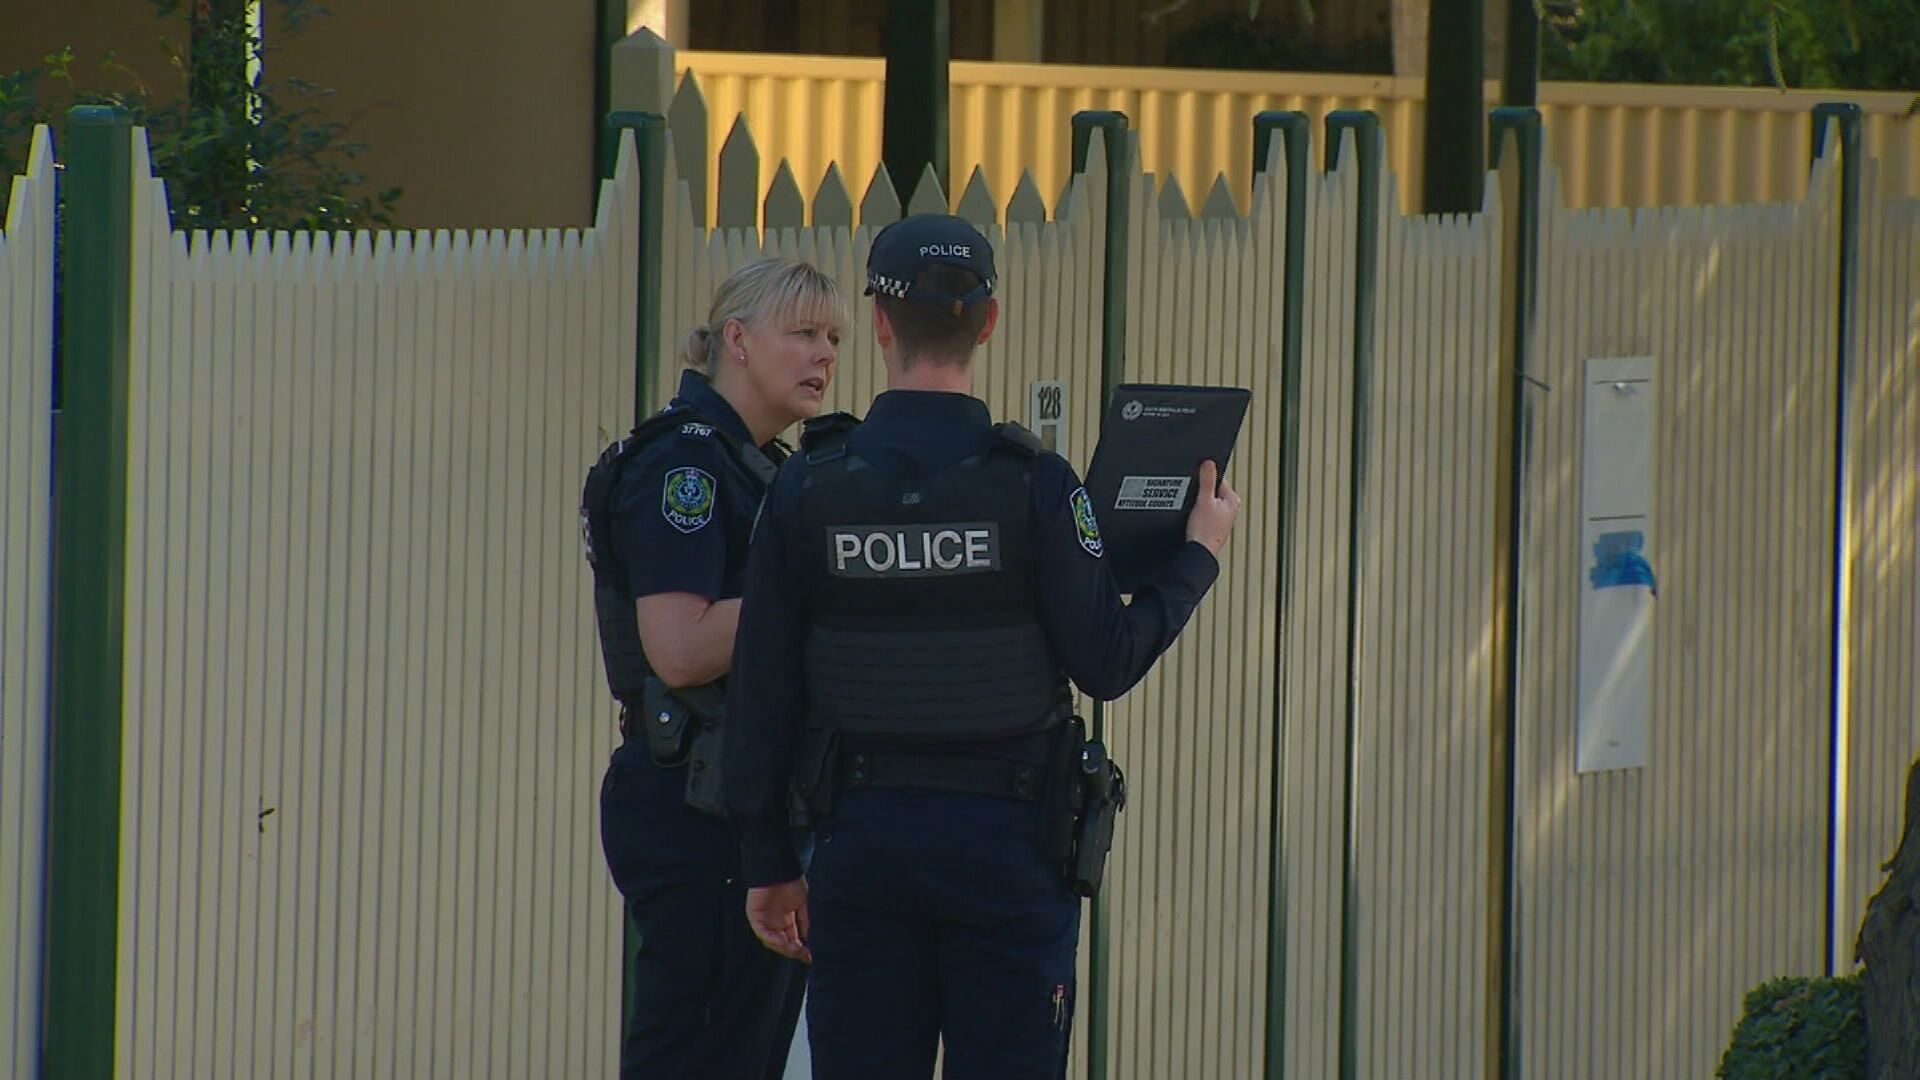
{"left": 1589, "top": 530, "right": 1657, "bottom": 596}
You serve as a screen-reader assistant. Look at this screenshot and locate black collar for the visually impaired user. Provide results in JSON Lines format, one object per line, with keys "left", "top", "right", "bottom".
{"left": 673, "top": 370, "right": 757, "bottom": 446}
{"left": 865, "top": 389, "right": 992, "bottom": 429}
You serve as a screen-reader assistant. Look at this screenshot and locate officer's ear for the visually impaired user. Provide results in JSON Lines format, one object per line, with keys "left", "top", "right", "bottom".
{"left": 871, "top": 303, "right": 896, "bottom": 351}
{"left": 976, "top": 298, "right": 1000, "bottom": 346}
{"left": 722, "top": 317, "right": 749, "bottom": 365}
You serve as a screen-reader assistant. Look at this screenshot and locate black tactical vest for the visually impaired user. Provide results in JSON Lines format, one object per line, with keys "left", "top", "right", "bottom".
{"left": 796, "top": 413, "right": 1066, "bottom": 744}
{"left": 580, "top": 404, "right": 781, "bottom": 709}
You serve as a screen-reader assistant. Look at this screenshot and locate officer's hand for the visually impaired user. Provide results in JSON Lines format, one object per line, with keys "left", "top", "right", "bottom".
{"left": 746, "top": 880, "right": 812, "bottom": 963}
{"left": 1185, "top": 460, "right": 1242, "bottom": 556}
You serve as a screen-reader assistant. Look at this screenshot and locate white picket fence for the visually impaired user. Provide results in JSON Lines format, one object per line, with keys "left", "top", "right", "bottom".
{"left": 0, "top": 98, "right": 1915, "bottom": 1080}
{"left": 1512, "top": 147, "right": 1846, "bottom": 1079}
{"left": 111, "top": 129, "right": 640, "bottom": 1079}
{"left": 1, "top": 123, "right": 56, "bottom": 1080}
{"left": 1836, "top": 162, "right": 1920, "bottom": 985}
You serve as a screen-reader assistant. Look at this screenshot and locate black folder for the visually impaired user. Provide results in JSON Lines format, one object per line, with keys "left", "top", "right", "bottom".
{"left": 1083, "top": 383, "right": 1252, "bottom": 592}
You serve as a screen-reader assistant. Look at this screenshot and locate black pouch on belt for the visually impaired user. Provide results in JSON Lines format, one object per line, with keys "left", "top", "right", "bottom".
{"left": 639, "top": 676, "right": 695, "bottom": 767}
{"left": 676, "top": 681, "right": 730, "bottom": 818}
{"left": 788, "top": 728, "right": 842, "bottom": 828}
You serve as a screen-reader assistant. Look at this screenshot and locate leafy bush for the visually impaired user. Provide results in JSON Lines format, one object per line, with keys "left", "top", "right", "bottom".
{"left": 0, "top": 0, "right": 399, "bottom": 231}
{"left": 1541, "top": 0, "right": 1920, "bottom": 92}
{"left": 1165, "top": 12, "right": 1393, "bottom": 75}
{"left": 1716, "top": 973, "right": 1866, "bottom": 1079}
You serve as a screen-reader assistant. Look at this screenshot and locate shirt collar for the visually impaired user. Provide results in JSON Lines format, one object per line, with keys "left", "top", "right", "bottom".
{"left": 864, "top": 389, "right": 993, "bottom": 429}
{"left": 674, "top": 370, "right": 756, "bottom": 446}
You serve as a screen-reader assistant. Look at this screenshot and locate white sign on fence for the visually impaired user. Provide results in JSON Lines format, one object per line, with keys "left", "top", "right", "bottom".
{"left": 1029, "top": 379, "right": 1067, "bottom": 452}
{"left": 1577, "top": 355, "right": 1657, "bottom": 774}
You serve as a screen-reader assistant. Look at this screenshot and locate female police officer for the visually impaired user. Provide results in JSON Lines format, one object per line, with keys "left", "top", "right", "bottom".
{"left": 585, "top": 256, "right": 843, "bottom": 1079}
{"left": 722, "top": 216, "right": 1241, "bottom": 1078}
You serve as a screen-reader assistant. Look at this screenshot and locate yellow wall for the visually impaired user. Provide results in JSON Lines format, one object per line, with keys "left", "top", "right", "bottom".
{"left": 276, "top": 0, "right": 598, "bottom": 228}
{"left": 675, "top": 50, "right": 1920, "bottom": 220}
{"left": 3, "top": 0, "right": 598, "bottom": 229}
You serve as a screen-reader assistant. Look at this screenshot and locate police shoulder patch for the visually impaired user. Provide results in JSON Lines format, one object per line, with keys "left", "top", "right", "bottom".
{"left": 662, "top": 466, "right": 717, "bottom": 534}
{"left": 1069, "top": 486, "right": 1103, "bottom": 558}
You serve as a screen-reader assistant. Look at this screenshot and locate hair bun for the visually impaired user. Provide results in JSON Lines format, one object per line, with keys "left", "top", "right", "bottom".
{"left": 683, "top": 325, "right": 713, "bottom": 367}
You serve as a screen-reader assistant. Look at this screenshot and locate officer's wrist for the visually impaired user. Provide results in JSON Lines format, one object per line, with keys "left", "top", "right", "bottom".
{"left": 1176, "top": 539, "right": 1221, "bottom": 579}
{"left": 740, "top": 824, "right": 805, "bottom": 888}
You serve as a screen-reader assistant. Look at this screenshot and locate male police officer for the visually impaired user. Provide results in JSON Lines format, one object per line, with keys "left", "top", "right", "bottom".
{"left": 723, "top": 214, "right": 1241, "bottom": 1078}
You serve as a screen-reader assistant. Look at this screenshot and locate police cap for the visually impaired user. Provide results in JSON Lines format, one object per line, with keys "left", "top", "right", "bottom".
{"left": 864, "top": 213, "right": 997, "bottom": 314}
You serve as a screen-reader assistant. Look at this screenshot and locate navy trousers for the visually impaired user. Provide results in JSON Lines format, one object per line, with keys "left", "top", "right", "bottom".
{"left": 804, "top": 788, "right": 1082, "bottom": 1080}
{"left": 600, "top": 738, "right": 806, "bottom": 1080}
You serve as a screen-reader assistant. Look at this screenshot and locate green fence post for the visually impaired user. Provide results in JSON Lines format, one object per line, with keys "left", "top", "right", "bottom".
{"left": 608, "top": 110, "right": 668, "bottom": 424}
{"left": 1811, "top": 101, "right": 1862, "bottom": 980}
{"left": 602, "top": 109, "right": 668, "bottom": 1058}
{"left": 1422, "top": 0, "right": 1485, "bottom": 213}
{"left": 1253, "top": 108, "right": 1310, "bottom": 1080}
{"left": 592, "top": 0, "right": 626, "bottom": 211}
{"left": 1071, "top": 110, "right": 1132, "bottom": 417}
{"left": 1070, "top": 107, "right": 1131, "bottom": 1080}
{"left": 884, "top": 0, "right": 951, "bottom": 204}
{"left": 1489, "top": 104, "right": 1545, "bottom": 1080}
{"left": 44, "top": 104, "right": 135, "bottom": 1080}
{"left": 1324, "top": 108, "right": 1382, "bottom": 1080}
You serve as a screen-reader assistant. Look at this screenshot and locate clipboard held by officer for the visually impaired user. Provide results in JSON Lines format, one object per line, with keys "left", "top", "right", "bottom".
{"left": 1083, "top": 383, "right": 1253, "bottom": 592}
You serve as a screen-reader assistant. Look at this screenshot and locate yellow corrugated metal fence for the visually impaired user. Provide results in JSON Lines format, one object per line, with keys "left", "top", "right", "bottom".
{"left": 676, "top": 49, "right": 1920, "bottom": 221}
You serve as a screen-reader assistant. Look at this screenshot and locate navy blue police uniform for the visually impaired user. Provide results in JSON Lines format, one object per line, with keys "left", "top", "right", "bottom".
{"left": 724, "top": 216, "right": 1221, "bottom": 1079}
{"left": 585, "top": 369, "right": 806, "bottom": 1080}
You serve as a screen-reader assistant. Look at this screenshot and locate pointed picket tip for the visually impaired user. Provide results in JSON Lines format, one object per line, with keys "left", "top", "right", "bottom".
{"left": 1200, "top": 174, "right": 1240, "bottom": 220}
{"left": 719, "top": 114, "right": 759, "bottom": 168}
{"left": 1250, "top": 168, "right": 1273, "bottom": 220}
{"left": 1158, "top": 174, "right": 1192, "bottom": 220}
{"left": 1006, "top": 170, "right": 1047, "bottom": 225}
{"left": 764, "top": 160, "right": 806, "bottom": 229}
{"left": 1054, "top": 175, "right": 1077, "bottom": 222}
{"left": 717, "top": 115, "right": 761, "bottom": 231}
{"left": 670, "top": 69, "right": 708, "bottom": 119}
{"left": 626, "top": 25, "right": 668, "bottom": 49}
{"left": 668, "top": 72, "right": 710, "bottom": 225}
{"left": 860, "top": 163, "right": 902, "bottom": 226}
{"left": 26, "top": 121, "right": 54, "bottom": 177}
{"left": 956, "top": 166, "right": 997, "bottom": 226}
{"left": 609, "top": 26, "right": 675, "bottom": 115}
{"left": 906, "top": 163, "right": 948, "bottom": 216}
{"left": 1080, "top": 126, "right": 1108, "bottom": 179}
{"left": 813, "top": 162, "right": 854, "bottom": 229}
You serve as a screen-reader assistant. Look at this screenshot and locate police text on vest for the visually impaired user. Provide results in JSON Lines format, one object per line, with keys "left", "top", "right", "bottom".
{"left": 828, "top": 523, "right": 1001, "bottom": 578}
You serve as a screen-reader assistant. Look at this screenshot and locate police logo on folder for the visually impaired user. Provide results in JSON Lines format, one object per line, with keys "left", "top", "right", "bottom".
{"left": 1084, "top": 384, "right": 1251, "bottom": 592}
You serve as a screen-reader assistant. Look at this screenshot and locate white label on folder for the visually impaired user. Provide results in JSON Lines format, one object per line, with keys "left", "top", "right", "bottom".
{"left": 1114, "top": 475, "right": 1191, "bottom": 511}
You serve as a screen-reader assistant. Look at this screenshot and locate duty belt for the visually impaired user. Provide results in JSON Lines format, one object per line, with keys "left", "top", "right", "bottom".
{"left": 837, "top": 748, "right": 1045, "bottom": 802}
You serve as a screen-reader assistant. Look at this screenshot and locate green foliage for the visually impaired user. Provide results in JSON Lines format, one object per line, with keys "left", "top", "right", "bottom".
{"left": 1165, "top": 11, "right": 1392, "bottom": 75}
{"left": 1716, "top": 973, "right": 1866, "bottom": 1079}
{"left": 1541, "top": 0, "right": 1920, "bottom": 91}
{"left": 0, "top": 0, "right": 399, "bottom": 230}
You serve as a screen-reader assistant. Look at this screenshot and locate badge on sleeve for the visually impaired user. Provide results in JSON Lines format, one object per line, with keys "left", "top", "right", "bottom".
{"left": 662, "top": 466, "right": 717, "bottom": 534}
{"left": 1069, "top": 486, "right": 1103, "bottom": 558}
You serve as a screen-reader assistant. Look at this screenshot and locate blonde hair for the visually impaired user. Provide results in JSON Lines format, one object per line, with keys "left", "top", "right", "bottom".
{"left": 683, "top": 257, "right": 845, "bottom": 375}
